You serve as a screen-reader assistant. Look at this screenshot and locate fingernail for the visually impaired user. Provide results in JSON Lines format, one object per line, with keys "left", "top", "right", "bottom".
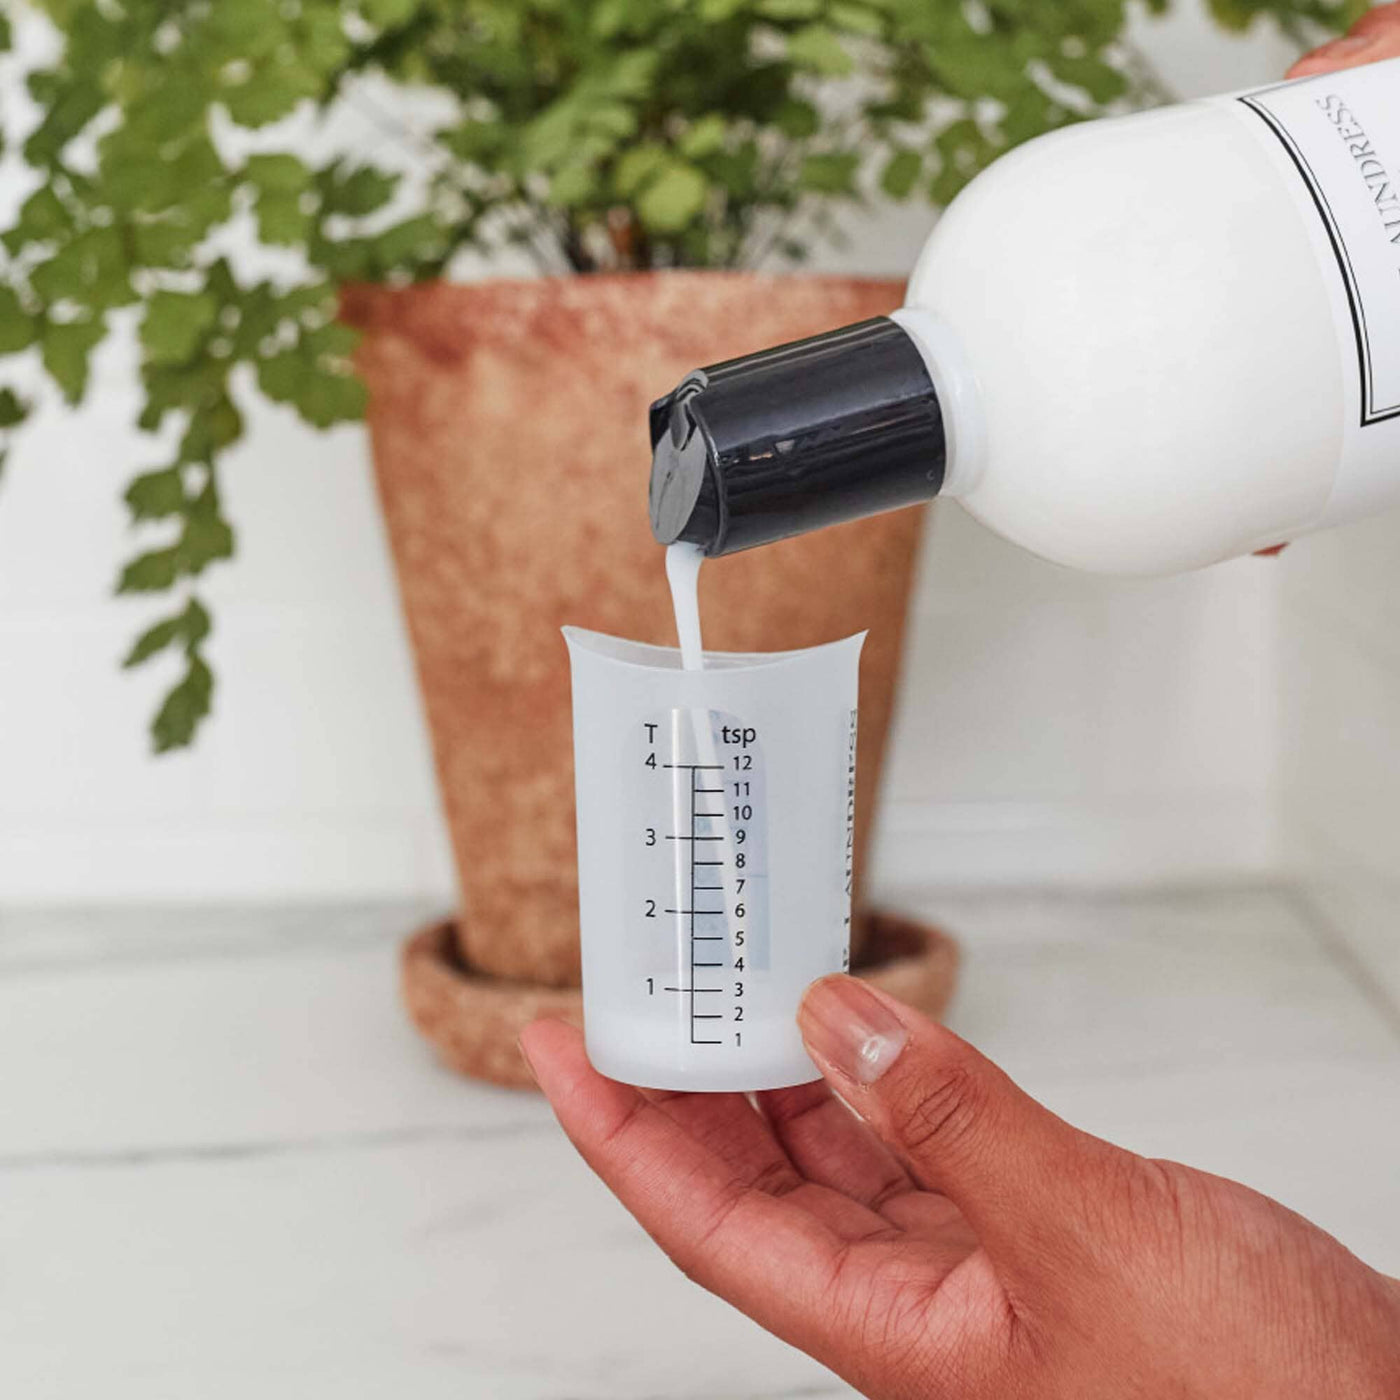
{"left": 516, "top": 1030, "right": 541, "bottom": 1087}
{"left": 799, "top": 975, "right": 909, "bottom": 1085}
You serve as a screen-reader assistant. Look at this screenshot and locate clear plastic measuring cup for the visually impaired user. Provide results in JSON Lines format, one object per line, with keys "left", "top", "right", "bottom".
{"left": 565, "top": 627, "right": 864, "bottom": 1092}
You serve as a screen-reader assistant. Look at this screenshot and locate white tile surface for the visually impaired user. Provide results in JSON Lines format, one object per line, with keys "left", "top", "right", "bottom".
{"left": 927, "top": 887, "right": 1395, "bottom": 1086}
{"left": 1293, "top": 875, "right": 1400, "bottom": 1018}
{"left": 0, "top": 1135, "right": 856, "bottom": 1400}
{"left": 0, "top": 909, "right": 527, "bottom": 1159}
{"left": 2, "top": 890, "right": 1398, "bottom": 1397}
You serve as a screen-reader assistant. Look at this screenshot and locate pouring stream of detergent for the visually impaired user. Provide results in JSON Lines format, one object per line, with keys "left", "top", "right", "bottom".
{"left": 666, "top": 542, "right": 706, "bottom": 672}
{"left": 664, "top": 541, "right": 750, "bottom": 952}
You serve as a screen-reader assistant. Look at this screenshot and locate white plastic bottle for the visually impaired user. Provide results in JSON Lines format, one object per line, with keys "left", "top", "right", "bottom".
{"left": 648, "top": 56, "right": 1400, "bottom": 575}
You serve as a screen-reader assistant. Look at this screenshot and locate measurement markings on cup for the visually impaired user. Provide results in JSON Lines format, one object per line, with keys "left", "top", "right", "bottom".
{"left": 571, "top": 628, "right": 857, "bottom": 1088}
{"left": 639, "top": 715, "right": 768, "bottom": 1051}
{"left": 655, "top": 759, "right": 728, "bottom": 1040}
{"left": 689, "top": 765, "right": 724, "bottom": 1043}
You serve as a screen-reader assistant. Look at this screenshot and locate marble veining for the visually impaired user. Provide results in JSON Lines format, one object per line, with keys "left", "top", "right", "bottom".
{"left": 1, "top": 887, "right": 1396, "bottom": 1399}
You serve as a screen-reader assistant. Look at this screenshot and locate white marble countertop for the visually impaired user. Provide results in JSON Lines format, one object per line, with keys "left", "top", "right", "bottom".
{"left": 2, "top": 885, "right": 1398, "bottom": 1399}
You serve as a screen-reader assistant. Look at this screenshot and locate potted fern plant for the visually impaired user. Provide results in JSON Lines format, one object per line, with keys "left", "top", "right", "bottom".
{"left": 0, "top": 0, "right": 1356, "bottom": 1084}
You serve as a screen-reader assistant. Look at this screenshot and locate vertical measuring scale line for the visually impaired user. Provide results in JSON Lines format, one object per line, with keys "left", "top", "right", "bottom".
{"left": 688, "top": 754, "right": 729, "bottom": 1045}
{"left": 661, "top": 714, "right": 727, "bottom": 1046}
{"left": 669, "top": 709, "right": 689, "bottom": 1041}
{"left": 689, "top": 766, "right": 698, "bottom": 1044}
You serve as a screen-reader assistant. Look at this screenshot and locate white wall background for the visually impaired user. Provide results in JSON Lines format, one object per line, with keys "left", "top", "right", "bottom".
{"left": 0, "top": 3, "right": 1360, "bottom": 905}
{"left": 1275, "top": 516, "right": 1400, "bottom": 997}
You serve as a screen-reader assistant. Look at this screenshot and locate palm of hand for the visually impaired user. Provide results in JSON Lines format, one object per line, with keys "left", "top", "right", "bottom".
{"left": 525, "top": 1025, "right": 1000, "bottom": 1397}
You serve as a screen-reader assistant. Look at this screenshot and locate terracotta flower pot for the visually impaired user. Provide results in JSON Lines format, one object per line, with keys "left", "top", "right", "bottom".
{"left": 343, "top": 272, "right": 958, "bottom": 1087}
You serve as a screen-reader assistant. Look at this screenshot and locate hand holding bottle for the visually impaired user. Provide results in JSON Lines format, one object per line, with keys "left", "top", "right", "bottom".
{"left": 1291, "top": 1, "right": 1400, "bottom": 76}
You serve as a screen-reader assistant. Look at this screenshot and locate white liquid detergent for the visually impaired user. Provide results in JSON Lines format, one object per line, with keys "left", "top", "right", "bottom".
{"left": 665, "top": 542, "right": 706, "bottom": 672}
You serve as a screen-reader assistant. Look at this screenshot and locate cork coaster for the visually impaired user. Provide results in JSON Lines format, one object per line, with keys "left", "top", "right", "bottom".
{"left": 401, "top": 910, "right": 960, "bottom": 1090}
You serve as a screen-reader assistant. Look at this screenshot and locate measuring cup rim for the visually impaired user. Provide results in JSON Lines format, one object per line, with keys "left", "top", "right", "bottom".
{"left": 562, "top": 626, "right": 866, "bottom": 674}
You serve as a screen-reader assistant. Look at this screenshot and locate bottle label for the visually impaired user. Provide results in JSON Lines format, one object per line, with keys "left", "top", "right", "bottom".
{"left": 1224, "top": 59, "right": 1400, "bottom": 527}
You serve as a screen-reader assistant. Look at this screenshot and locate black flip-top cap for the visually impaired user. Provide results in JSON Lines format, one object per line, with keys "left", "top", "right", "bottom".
{"left": 649, "top": 316, "right": 946, "bottom": 557}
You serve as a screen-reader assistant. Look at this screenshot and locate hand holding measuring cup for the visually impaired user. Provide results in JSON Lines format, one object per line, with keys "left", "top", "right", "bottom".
{"left": 522, "top": 980, "right": 1400, "bottom": 1400}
